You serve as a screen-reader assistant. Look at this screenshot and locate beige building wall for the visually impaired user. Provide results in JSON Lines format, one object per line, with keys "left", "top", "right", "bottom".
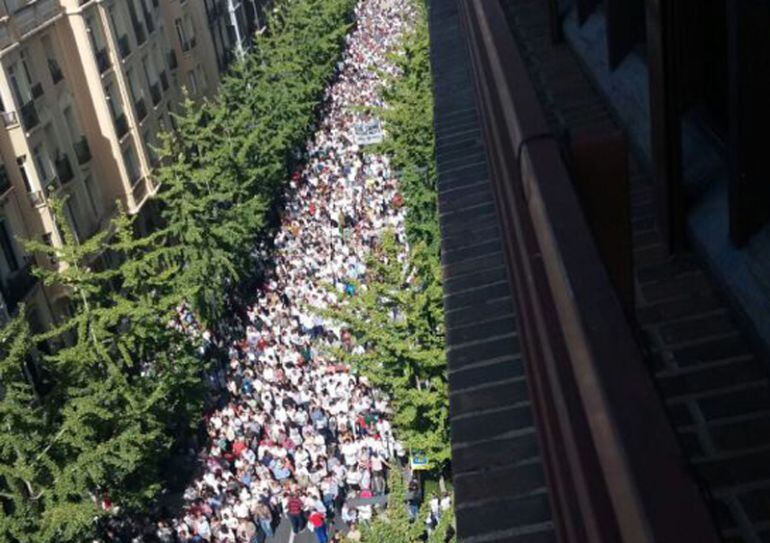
{"left": 0, "top": 0, "right": 226, "bottom": 326}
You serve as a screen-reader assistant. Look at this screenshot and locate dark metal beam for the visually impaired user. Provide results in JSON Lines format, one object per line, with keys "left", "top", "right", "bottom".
{"left": 727, "top": 0, "right": 770, "bottom": 245}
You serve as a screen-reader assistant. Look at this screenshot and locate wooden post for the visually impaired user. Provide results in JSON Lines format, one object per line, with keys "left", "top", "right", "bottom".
{"left": 646, "top": 0, "right": 685, "bottom": 253}
{"left": 605, "top": 0, "right": 645, "bottom": 69}
{"left": 727, "top": 0, "right": 770, "bottom": 246}
{"left": 568, "top": 126, "right": 634, "bottom": 317}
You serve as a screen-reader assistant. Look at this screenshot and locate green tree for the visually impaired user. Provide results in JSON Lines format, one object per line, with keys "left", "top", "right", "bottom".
{"left": 155, "top": 95, "right": 267, "bottom": 326}
{"left": 326, "top": 232, "right": 450, "bottom": 468}
{"left": 355, "top": 470, "right": 455, "bottom": 543}
{"left": 9, "top": 200, "right": 206, "bottom": 542}
{"left": 0, "top": 309, "right": 60, "bottom": 542}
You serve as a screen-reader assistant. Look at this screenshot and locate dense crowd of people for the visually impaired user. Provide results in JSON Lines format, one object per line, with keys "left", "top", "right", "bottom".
{"left": 132, "top": 0, "right": 419, "bottom": 540}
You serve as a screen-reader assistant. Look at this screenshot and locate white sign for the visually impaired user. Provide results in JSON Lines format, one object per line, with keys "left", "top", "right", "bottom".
{"left": 354, "top": 119, "right": 384, "bottom": 146}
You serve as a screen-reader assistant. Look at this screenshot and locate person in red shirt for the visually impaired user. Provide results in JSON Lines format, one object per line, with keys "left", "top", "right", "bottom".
{"left": 287, "top": 493, "right": 305, "bottom": 534}
{"left": 232, "top": 440, "right": 247, "bottom": 457}
{"left": 308, "top": 510, "right": 329, "bottom": 543}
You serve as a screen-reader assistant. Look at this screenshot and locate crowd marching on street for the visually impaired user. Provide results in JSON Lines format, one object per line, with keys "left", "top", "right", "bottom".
{"left": 132, "top": 0, "right": 426, "bottom": 540}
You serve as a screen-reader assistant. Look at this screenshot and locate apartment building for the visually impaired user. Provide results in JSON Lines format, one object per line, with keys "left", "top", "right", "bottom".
{"left": 0, "top": 0, "right": 230, "bottom": 327}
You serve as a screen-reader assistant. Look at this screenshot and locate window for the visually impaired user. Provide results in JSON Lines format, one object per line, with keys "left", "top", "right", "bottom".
{"left": 64, "top": 195, "right": 81, "bottom": 243}
{"left": 123, "top": 144, "right": 140, "bottom": 183}
{"left": 175, "top": 16, "right": 195, "bottom": 51}
{"left": 126, "top": 69, "right": 141, "bottom": 101}
{"left": 187, "top": 70, "right": 198, "bottom": 93}
{"left": 0, "top": 220, "right": 19, "bottom": 273}
{"left": 42, "top": 35, "right": 63, "bottom": 84}
{"left": 84, "top": 175, "right": 100, "bottom": 215}
{"left": 33, "top": 144, "right": 50, "bottom": 182}
{"left": 105, "top": 82, "right": 123, "bottom": 119}
{"left": 8, "top": 62, "right": 31, "bottom": 105}
{"left": 175, "top": 18, "right": 188, "bottom": 48}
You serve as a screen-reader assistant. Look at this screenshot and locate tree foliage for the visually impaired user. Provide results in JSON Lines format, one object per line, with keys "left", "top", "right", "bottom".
{"left": 326, "top": 232, "right": 449, "bottom": 467}
{"left": 354, "top": 470, "right": 455, "bottom": 543}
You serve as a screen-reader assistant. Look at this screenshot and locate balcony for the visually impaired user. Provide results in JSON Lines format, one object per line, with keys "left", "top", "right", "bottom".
{"left": 118, "top": 34, "right": 131, "bottom": 59}
{"left": 28, "top": 190, "right": 45, "bottom": 207}
{"left": 133, "top": 22, "right": 146, "bottom": 46}
{"left": 74, "top": 137, "right": 91, "bottom": 165}
{"left": 95, "top": 47, "right": 111, "bottom": 74}
{"left": 48, "top": 58, "right": 63, "bottom": 84}
{"left": 54, "top": 153, "right": 74, "bottom": 184}
{"left": 144, "top": 14, "right": 155, "bottom": 34}
{"left": 134, "top": 97, "right": 147, "bottom": 121}
{"left": 114, "top": 113, "right": 128, "bottom": 138}
{"left": 159, "top": 70, "right": 169, "bottom": 91}
{"left": 150, "top": 82, "right": 161, "bottom": 106}
{"left": 30, "top": 82, "right": 43, "bottom": 100}
{"left": 1, "top": 260, "right": 37, "bottom": 315}
{"left": 1, "top": 110, "right": 18, "bottom": 127}
{"left": 131, "top": 175, "right": 156, "bottom": 209}
{"left": 20, "top": 101, "right": 39, "bottom": 131}
{"left": 167, "top": 49, "right": 178, "bottom": 70}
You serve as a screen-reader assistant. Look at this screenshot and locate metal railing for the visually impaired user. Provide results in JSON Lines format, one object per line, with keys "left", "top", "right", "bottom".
{"left": 456, "top": 0, "right": 722, "bottom": 541}
{"left": 95, "top": 47, "right": 111, "bottom": 73}
{"left": 1, "top": 110, "right": 18, "bottom": 127}
{"left": 54, "top": 153, "right": 74, "bottom": 184}
{"left": 114, "top": 113, "right": 128, "bottom": 138}
{"left": 134, "top": 97, "right": 147, "bottom": 121}
{"left": 160, "top": 70, "right": 169, "bottom": 91}
{"left": 118, "top": 34, "right": 131, "bottom": 59}
{"left": 133, "top": 22, "right": 146, "bottom": 45}
{"left": 150, "top": 81, "right": 161, "bottom": 106}
{"left": 20, "top": 100, "right": 39, "bottom": 131}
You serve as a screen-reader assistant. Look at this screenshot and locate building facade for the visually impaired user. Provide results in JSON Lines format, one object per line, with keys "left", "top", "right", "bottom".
{"left": 0, "top": 0, "right": 237, "bottom": 327}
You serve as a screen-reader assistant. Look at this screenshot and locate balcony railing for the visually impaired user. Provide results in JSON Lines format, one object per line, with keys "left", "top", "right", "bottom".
{"left": 20, "top": 101, "right": 39, "bottom": 131}
{"left": 114, "top": 113, "right": 128, "bottom": 138}
{"left": 95, "top": 47, "right": 111, "bottom": 73}
{"left": 1, "top": 110, "right": 18, "bottom": 127}
{"left": 28, "top": 190, "right": 45, "bottom": 207}
{"left": 133, "top": 22, "right": 146, "bottom": 46}
{"left": 159, "top": 70, "right": 169, "bottom": 91}
{"left": 74, "top": 137, "right": 91, "bottom": 165}
{"left": 118, "top": 34, "right": 131, "bottom": 59}
{"left": 144, "top": 13, "right": 155, "bottom": 34}
{"left": 30, "top": 82, "right": 43, "bottom": 99}
{"left": 54, "top": 153, "right": 74, "bottom": 184}
{"left": 167, "top": 49, "right": 178, "bottom": 70}
{"left": 134, "top": 97, "right": 147, "bottom": 121}
{"left": 150, "top": 82, "right": 161, "bottom": 106}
